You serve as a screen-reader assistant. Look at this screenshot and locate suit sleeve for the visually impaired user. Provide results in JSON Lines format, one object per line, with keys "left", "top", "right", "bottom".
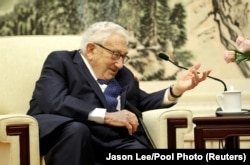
{"left": 29, "top": 51, "right": 101, "bottom": 121}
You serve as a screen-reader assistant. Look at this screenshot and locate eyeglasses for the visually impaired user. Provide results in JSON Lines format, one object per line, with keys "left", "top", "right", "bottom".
{"left": 94, "top": 43, "right": 130, "bottom": 64}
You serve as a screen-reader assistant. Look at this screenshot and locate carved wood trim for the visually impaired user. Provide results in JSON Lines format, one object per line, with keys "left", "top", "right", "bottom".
{"left": 167, "top": 118, "right": 187, "bottom": 149}
{"left": 7, "top": 124, "right": 30, "bottom": 165}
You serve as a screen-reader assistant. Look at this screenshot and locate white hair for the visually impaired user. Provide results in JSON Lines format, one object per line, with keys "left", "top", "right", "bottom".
{"left": 80, "top": 22, "right": 129, "bottom": 53}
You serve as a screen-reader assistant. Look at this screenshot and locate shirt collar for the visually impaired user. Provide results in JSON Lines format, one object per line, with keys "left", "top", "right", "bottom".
{"left": 79, "top": 51, "right": 98, "bottom": 81}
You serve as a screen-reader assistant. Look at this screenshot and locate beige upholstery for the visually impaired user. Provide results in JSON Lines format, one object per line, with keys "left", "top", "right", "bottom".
{"left": 0, "top": 115, "right": 40, "bottom": 165}
{"left": 0, "top": 35, "right": 193, "bottom": 165}
{"left": 143, "top": 108, "right": 193, "bottom": 148}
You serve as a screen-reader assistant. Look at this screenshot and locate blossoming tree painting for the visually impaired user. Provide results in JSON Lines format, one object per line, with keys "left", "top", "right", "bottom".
{"left": 0, "top": 0, "right": 249, "bottom": 80}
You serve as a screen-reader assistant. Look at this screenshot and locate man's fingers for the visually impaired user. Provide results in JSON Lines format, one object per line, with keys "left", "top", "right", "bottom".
{"left": 110, "top": 110, "right": 138, "bottom": 135}
{"left": 126, "top": 113, "right": 139, "bottom": 134}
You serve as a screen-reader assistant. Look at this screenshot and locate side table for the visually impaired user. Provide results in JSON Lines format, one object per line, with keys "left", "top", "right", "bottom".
{"left": 193, "top": 116, "right": 250, "bottom": 149}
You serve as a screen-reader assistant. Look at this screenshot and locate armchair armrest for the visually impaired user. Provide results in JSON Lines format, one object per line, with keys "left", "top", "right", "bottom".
{"left": 142, "top": 109, "right": 193, "bottom": 149}
{"left": 0, "top": 114, "right": 40, "bottom": 165}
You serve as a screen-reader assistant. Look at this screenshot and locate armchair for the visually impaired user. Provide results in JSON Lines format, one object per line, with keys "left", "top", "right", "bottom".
{"left": 0, "top": 36, "right": 193, "bottom": 165}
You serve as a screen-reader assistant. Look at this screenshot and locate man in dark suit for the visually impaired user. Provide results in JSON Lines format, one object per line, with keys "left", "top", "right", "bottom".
{"left": 27, "top": 21, "right": 211, "bottom": 165}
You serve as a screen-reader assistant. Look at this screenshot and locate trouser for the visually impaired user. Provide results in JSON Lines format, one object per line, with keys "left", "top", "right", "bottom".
{"left": 40, "top": 121, "right": 148, "bottom": 165}
{"left": 93, "top": 130, "right": 149, "bottom": 164}
{"left": 40, "top": 121, "right": 95, "bottom": 165}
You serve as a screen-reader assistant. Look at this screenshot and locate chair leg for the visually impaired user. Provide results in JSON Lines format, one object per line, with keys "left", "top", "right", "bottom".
{"left": 167, "top": 118, "right": 187, "bottom": 149}
{"left": 7, "top": 124, "right": 30, "bottom": 165}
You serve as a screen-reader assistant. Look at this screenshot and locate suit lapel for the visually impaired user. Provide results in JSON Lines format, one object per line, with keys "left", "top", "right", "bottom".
{"left": 72, "top": 51, "right": 130, "bottom": 109}
{"left": 116, "top": 75, "right": 130, "bottom": 109}
{"left": 120, "top": 87, "right": 128, "bottom": 108}
{"left": 73, "top": 52, "right": 108, "bottom": 107}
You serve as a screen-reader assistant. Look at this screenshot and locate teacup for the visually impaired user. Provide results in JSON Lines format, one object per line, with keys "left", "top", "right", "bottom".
{"left": 216, "top": 87, "right": 241, "bottom": 112}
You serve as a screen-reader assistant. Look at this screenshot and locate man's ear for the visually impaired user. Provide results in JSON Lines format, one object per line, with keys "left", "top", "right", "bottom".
{"left": 86, "top": 43, "right": 96, "bottom": 54}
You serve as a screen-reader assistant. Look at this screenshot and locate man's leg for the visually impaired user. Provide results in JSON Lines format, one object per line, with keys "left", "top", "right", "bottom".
{"left": 41, "top": 121, "right": 94, "bottom": 165}
{"left": 93, "top": 136, "right": 148, "bottom": 164}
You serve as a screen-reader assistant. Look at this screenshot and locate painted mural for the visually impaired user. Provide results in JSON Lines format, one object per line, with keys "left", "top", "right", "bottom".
{"left": 0, "top": 0, "right": 249, "bottom": 81}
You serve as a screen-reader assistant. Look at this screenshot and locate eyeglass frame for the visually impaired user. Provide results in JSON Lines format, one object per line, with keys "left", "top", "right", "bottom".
{"left": 94, "top": 42, "right": 130, "bottom": 64}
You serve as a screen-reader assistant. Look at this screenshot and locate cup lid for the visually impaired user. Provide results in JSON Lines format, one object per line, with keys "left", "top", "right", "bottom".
{"left": 224, "top": 85, "right": 241, "bottom": 93}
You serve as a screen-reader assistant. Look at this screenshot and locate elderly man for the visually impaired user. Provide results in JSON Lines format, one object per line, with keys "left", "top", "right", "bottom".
{"left": 27, "top": 21, "right": 211, "bottom": 165}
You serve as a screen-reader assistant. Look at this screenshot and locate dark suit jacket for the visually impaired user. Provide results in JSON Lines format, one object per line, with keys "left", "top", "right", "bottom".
{"left": 27, "top": 50, "right": 174, "bottom": 148}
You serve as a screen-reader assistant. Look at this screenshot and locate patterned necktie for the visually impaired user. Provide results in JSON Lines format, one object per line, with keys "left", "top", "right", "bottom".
{"left": 98, "top": 78, "right": 122, "bottom": 109}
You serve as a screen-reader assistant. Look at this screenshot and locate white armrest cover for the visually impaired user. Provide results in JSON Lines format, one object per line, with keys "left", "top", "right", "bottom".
{"left": 142, "top": 109, "right": 193, "bottom": 149}
{"left": 0, "top": 114, "right": 40, "bottom": 165}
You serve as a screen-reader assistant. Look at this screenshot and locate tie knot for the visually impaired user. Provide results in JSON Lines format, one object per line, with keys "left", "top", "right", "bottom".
{"left": 97, "top": 79, "right": 108, "bottom": 85}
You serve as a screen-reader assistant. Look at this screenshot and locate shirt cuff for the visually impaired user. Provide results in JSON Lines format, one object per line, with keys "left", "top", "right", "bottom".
{"left": 88, "top": 108, "right": 106, "bottom": 124}
{"left": 162, "top": 88, "right": 178, "bottom": 105}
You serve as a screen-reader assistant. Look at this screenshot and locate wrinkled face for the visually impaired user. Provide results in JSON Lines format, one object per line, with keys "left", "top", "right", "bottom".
{"left": 85, "top": 33, "right": 128, "bottom": 81}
